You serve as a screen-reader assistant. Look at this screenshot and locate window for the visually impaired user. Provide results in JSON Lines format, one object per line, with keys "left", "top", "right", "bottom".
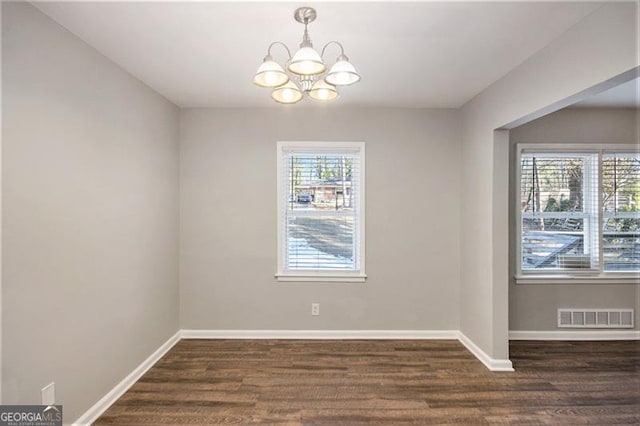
{"left": 603, "top": 153, "right": 640, "bottom": 272}
{"left": 517, "top": 145, "right": 639, "bottom": 282}
{"left": 276, "top": 142, "right": 365, "bottom": 282}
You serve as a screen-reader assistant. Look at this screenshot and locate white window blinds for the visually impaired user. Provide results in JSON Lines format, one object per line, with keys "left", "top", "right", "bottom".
{"left": 277, "top": 142, "right": 365, "bottom": 281}
{"left": 520, "top": 152, "right": 599, "bottom": 271}
{"left": 602, "top": 152, "right": 640, "bottom": 271}
{"left": 518, "top": 146, "right": 639, "bottom": 278}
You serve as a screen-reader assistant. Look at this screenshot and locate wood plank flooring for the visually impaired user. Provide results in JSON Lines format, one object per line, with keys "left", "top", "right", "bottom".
{"left": 96, "top": 339, "right": 639, "bottom": 425}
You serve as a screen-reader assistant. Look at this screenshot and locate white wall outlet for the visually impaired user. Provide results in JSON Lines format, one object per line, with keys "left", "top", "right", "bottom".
{"left": 311, "top": 303, "right": 320, "bottom": 316}
{"left": 41, "top": 382, "right": 55, "bottom": 405}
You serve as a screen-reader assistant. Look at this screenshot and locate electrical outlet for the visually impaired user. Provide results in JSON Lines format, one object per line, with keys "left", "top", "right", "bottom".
{"left": 311, "top": 303, "right": 320, "bottom": 316}
{"left": 41, "top": 382, "right": 55, "bottom": 405}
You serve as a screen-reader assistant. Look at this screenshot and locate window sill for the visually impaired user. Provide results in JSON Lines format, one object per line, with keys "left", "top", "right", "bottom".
{"left": 515, "top": 274, "right": 640, "bottom": 285}
{"left": 275, "top": 273, "right": 367, "bottom": 283}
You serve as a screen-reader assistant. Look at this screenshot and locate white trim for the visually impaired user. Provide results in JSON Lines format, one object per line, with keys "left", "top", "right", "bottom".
{"left": 73, "top": 329, "right": 515, "bottom": 423}
{"left": 180, "top": 329, "right": 458, "bottom": 340}
{"left": 509, "top": 330, "right": 640, "bottom": 340}
{"left": 72, "top": 331, "right": 181, "bottom": 426}
{"left": 515, "top": 145, "right": 523, "bottom": 279}
{"left": 275, "top": 273, "right": 366, "bottom": 283}
{"left": 276, "top": 141, "right": 366, "bottom": 281}
{"left": 515, "top": 144, "right": 640, "bottom": 279}
{"left": 515, "top": 275, "right": 640, "bottom": 285}
{"left": 279, "top": 141, "right": 364, "bottom": 154}
{"left": 181, "top": 329, "right": 514, "bottom": 372}
{"left": 457, "top": 332, "right": 514, "bottom": 372}
{"left": 519, "top": 143, "right": 640, "bottom": 153}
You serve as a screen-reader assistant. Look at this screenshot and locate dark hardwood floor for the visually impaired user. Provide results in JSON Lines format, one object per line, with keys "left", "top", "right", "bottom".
{"left": 96, "top": 339, "right": 640, "bottom": 425}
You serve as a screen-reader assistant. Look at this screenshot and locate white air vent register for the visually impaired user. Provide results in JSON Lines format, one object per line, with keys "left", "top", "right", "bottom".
{"left": 558, "top": 309, "right": 634, "bottom": 328}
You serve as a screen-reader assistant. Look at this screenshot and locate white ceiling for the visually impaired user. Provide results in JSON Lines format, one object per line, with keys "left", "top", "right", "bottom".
{"left": 33, "top": 1, "right": 603, "bottom": 108}
{"left": 572, "top": 77, "right": 640, "bottom": 108}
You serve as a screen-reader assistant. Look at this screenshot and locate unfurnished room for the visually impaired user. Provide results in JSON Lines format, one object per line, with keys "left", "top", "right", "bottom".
{"left": 1, "top": 1, "right": 639, "bottom": 425}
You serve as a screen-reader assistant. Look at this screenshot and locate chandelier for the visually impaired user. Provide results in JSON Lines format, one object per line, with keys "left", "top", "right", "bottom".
{"left": 252, "top": 7, "right": 361, "bottom": 104}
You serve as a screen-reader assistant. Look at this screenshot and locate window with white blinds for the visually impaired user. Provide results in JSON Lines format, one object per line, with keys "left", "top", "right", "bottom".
{"left": 517, "top": 145, "right": 639, "bottom": 279}
{"left": 602, "top": 153, "right": 640, "bottom": 272}
{"left": 276, "top": 142, "right": 365, "bottom": 282}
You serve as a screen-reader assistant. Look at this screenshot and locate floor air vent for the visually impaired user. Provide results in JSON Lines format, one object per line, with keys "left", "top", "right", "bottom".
{"left": 558, "top": 309, "right": 634, "bottom": 328}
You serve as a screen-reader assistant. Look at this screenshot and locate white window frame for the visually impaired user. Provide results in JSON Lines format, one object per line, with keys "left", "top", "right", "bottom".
{"left": 515, "top": 143, "right": 640, "bottom": 285}
{"left": 276, "top": 141, "right": 366, "bottom": 283}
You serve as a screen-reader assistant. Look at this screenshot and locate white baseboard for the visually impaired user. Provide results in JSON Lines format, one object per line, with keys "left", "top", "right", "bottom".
{"left": 70, "top": 327, "right": 640, "bottom": 425}
{"left": 74, "top": 328, "right": 512, "bottom": 424}
{"left": 73, "top": 331, "right": 181, "bottom": 426}
{"left": 457, "top": 332, "right": 514, "bottom": 372}
{"left": 510, "top": 330, "right": 640, "bottom": 340}
{"left": 71, "top": 327, "right": 640, "bottom": 424}
{"left": 180, "top": 329, "right": 513, "bottom": 372}
{"left": 180, "top": 329, "right": 458, "bottom": 340}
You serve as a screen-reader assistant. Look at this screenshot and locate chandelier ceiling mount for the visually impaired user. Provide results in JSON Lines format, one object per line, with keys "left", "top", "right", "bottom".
{"left": 294, "top": 6, "right": 317, "bottom": 25}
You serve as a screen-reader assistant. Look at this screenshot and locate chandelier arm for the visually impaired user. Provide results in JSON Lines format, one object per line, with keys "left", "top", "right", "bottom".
{"left": 320, "top": 41, "right": 345, "bottom": 60}
{"left": 266, "top": 41, "right": 292, "bottom": 61}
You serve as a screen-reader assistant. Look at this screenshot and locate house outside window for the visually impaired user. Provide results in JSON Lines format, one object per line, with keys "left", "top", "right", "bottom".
{"left": 276, "top": 142, "right": 366, "bottom": 282}
{"left": 516, "top": 144, "right": 639, "bottom": 283}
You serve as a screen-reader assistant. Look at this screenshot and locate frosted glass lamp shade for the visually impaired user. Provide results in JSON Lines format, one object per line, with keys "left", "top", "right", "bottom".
{"left": 308, "top": 80, "right": 338, "bottom": 101}
{"left": 253, "top": 59, "right": 289, "bottom": 88}
{"left": 271, "top": 80, "right": 303, "bottom": 104}
{"left": 325, "top": 56, "right": 361, "bottom": 86}
{"left": 287, "top": 47, "right": 326, "bottom": 75}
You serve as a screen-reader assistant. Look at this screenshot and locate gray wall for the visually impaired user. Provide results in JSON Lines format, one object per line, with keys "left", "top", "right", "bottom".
{"left": 509, "top": 108, "right": 640, "bottom": 331}
{"left": 180, "top": 107, "right": 461, "bottom": 331}
{"left": 460, "top": 2, "right": 637, "bottom": 359}
{"left": 2, "top": 2, "right": 179, "bottom": 422}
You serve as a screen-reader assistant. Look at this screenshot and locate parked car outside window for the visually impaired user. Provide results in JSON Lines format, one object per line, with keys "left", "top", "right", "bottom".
{"left": 297, "top": 194, "right": 312, "bottom": 203}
